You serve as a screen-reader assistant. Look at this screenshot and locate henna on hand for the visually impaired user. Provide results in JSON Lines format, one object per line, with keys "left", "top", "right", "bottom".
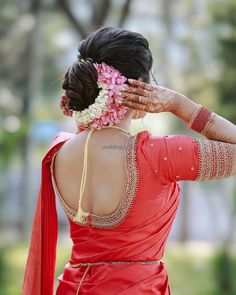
{"left": 119, "top": 79, "right": 178, "bottom": 114}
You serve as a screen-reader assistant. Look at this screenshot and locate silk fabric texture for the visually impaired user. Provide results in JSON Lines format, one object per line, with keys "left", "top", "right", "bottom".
{"left": 23, "top": 130, "right": 199, "bottom": 294}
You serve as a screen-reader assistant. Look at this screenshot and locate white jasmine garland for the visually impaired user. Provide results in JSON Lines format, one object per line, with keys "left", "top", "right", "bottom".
{"left": 71, "top": 62, "right": 128, "bottom": 130}
{"left": 72, "top": 82, "right": 109, "bottom": 124}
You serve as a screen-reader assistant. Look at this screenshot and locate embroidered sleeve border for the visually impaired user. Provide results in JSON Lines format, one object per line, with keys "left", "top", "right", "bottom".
{"left": 194, "top": 139, "right": 233, "bottom": 181}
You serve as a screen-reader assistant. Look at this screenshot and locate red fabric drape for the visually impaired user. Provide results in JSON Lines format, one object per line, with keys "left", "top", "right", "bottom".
{"left": 23, "top": 132, "right": 75, "bottom": 295}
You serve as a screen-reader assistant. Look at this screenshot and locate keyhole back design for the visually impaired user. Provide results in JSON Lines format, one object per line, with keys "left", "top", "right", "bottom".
{"left": 50, "top": 132, "right": 139, "bottom": 229}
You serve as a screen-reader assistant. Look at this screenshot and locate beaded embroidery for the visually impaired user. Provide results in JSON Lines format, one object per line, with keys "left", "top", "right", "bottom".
{"left": 50, "top": 134, "right": 139, "bottom": 228}
{"left": 195, "top": 139, "right": 233, "bottom": 181}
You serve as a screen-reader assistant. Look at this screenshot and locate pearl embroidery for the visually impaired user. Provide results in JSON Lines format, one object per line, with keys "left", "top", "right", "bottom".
{"left": 150, "top": 143, "right": 154, "bottom": 147}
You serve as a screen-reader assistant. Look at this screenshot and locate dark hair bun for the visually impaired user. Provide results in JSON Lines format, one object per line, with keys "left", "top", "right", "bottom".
{"left": 62, "top": 58, "right": 99, "bottom": 111}
{"left": 62, "top": 27, "right": 153, "bottom": 113}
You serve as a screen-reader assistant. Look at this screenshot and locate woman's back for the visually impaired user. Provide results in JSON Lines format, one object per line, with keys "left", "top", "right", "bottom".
{"left": 53, "top": 129, "right": 131, "bottom": 216}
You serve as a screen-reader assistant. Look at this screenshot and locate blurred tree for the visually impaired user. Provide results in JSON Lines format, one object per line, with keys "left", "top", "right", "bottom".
{"left": 18, "top": 0, "right": 44, "bottom": 237}
{"left": 56, "top": 0, "right": 132, "bottom": 38}
{"left": 0, "top": 0, "right": 41, "bottom": 237}
{"left": 211, "top": 0, "right": 236, "bottom": 124}
{"left": 159, "top": 0, "right": 200, "bottom": 243}
{"left": 210, "top": 1, "right": 236, "bottom": 294}
{"left": 0, "top": 0, "right": 134, "bottom": 238}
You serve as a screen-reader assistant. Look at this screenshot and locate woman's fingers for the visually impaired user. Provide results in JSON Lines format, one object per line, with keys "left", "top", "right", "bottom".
{"left": 121, "top": 99, "right": 160, "bottom": 113}
{"left": 119, "top": 86, "right": 160, "bottom": 113}
{"left": 120, "top": 92, "right": 153, "bottom": 105}
{"left": 119, "top": 80, "right": 178, "bottom": 114}
{"left": 119, "top": 81, "right": 180, "bottom": 113}
{"left": 128, "top": 79, "right": 157, "bottom": 91}
{"left": 123, "top": 86, "right": 155, "bottom": 99}
{"left": 121, "top": 100, "right": 152, "bottom": 112}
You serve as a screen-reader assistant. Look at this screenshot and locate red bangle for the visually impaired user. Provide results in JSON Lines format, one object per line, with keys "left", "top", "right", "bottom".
{"left": 188, "top": 106, "right": 212, "bottom": 133}
{"left": 187, "top": 105, "right": 201, "bottom": 129}
{"left": 201, "top": 112, "right": 216, "bottom": 136}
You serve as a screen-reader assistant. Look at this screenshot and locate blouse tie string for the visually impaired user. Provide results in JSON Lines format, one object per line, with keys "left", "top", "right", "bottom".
{"left": 74, "top": 128, "right": 95, "bottom": 223}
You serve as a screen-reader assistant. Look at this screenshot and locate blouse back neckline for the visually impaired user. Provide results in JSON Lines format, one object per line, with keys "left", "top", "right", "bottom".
{"left": 50, "top": 133, "right": 140, "bottom": 229}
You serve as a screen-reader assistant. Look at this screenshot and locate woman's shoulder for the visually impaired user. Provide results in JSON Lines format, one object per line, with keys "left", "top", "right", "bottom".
{"left": 51, "top": 131, "right": 76, "bottom": 145}
{"left": 137, "top": 130, "right": 193, "bottom": 143}
{"left": 136, "top": 130, "right": 168, "bottom": 145}
{"left": 137, "top": 130, "right": 195, "bottom": 158}
{"left": 42, "top": 131, "right": 76, "bottom": 160}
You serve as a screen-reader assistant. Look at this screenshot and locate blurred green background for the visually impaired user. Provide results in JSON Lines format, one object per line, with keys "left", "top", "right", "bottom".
{"left": 0, "top": 0, "right": 236, "bottom": 294}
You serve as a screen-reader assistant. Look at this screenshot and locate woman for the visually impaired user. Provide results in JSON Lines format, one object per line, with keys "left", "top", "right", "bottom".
{"left": 23, "top": 26, "right": 236, "bottom": 295}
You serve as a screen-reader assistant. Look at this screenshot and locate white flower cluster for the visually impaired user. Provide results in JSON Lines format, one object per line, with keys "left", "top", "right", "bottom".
{"left": 72, "top": 82, "right": 109, "bottom": 124}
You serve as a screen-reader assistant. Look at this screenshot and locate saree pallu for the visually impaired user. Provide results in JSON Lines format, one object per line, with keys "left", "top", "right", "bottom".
{"left": 23, "top": 130, "right": 201, "bottom": 294}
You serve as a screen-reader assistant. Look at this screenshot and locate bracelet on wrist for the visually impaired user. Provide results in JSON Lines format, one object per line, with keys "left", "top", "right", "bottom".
{"left": 201, "top": 112, "right": 216, "bottom": 136}
{"left": 187, "top": 105, "right": 213, "bottom": 134}
{"left": 186, "top": 104, "right": 201, "bottom": 130}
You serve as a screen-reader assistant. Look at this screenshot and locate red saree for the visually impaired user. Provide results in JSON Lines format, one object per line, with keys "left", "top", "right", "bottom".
{"left": 23, "top": 132, "right": 75, "bottom": 295}
{"left": 23, "top": 130, "right": 233, "bottom": 294}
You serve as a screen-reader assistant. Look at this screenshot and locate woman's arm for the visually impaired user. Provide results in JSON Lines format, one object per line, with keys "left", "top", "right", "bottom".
{"left": 170, "top": 95, "right": 236, "bottom": 176}
{"left": 172, "top": 93, "right": 236, "bottom": 144}
{"left": 119, "top": 79, "right": 236, "bottom": 177}
{"left": 120, "top": 79, "right": 236, "bottom": 144}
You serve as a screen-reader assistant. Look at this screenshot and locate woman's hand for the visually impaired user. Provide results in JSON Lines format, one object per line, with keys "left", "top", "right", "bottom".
{"left": 119, "top": 79, "right": 182, "bottom": 113}
{"left": 119, "top": 79, "right": 236, "bottom": 146}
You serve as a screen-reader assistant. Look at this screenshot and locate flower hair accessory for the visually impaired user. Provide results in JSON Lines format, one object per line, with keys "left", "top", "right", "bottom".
{"left": 60, "top": 94, "right": 73, "bottom": 117}
{"left": 72, "top": 62, "right": 128, "bottom": 130}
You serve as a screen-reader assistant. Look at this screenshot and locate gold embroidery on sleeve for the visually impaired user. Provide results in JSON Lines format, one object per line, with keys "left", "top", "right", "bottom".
{"left": 90, "top": 134, "right": 139, "bottom": 228}
{"left": 195, "top": 139, "right": 233, "bottom": 181}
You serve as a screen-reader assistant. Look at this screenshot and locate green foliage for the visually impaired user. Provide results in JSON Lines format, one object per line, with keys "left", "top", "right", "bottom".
{"left": 212, "top": 248, "right": 236, "bottom": 295}
{"left": 210, "top": 0, "right": 236, "bottom": 123}
{"left": 208, "top": 2, "right": 236, "bottom": 293}
{"left": 0, "top": 242, "right": 71, "bottom": 294}
{"left": 166, "top": 249, "right": 217, "bottom": 295}
{"left": 0, "top": 247, "right": 7, "bottom": 294}
{"left": 0, "top": 117, "right": 28, "bottom": 167}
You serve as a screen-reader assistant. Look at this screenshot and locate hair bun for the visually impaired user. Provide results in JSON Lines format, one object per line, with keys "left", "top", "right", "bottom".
{"left": 62, "top": 58, "right": 99, "bottom": 112}
{"left": 62, "top": 27, "right": 153, "bottom": 116}
{"left": 79, "top": 57, "right": 93, "bottom": 63}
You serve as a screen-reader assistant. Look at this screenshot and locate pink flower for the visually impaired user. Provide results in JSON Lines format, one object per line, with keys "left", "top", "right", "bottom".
{"left": 77, "top": 62, "right": 128, "bottom": 130}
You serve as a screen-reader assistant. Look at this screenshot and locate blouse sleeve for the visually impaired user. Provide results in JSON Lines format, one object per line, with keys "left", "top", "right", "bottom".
{"left": 141, "top": 133, "right": 234, "bottom": 183}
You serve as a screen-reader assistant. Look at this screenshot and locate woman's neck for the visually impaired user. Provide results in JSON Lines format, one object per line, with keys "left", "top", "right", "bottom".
{"left": 76, "top": 110, "right": 133, "bottom": 133}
